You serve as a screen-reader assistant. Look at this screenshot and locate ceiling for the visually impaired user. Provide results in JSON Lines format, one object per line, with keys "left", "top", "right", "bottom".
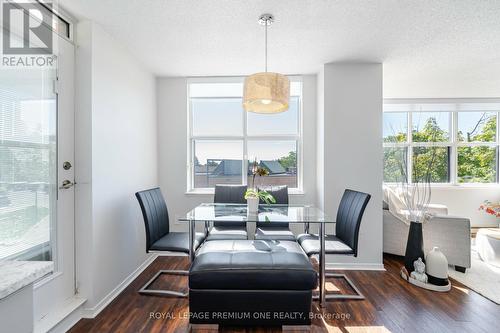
{"left": 59, "top": 0, "right": 500, "bottom": 98}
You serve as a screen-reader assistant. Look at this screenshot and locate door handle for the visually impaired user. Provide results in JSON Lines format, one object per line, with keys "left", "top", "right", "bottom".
{"left": 59, "top": 180, "right": 75, "bottom": 189}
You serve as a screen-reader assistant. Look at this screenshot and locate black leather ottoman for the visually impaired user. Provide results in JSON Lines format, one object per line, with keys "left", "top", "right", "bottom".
{"left": 189, "top": 240, "right": 318, "bottom": 327}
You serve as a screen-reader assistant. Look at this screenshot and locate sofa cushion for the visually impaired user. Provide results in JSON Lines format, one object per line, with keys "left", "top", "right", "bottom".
{"left": 427, "top": 204, "right": 448, "bottom": 215}
{"left": 150, "top": 232, "right": 205, "bottom": 253}
{"left": 189, "top": 240, "right": 318, "bottom": 290}
{"left": 206, "top": 225, "right": 248, "bottom": 241}
{"left": 255, "top": 226, "right": 296, "bottom": 241}
{"left": 297, "top": 233, "right": 354, "bottom": 256}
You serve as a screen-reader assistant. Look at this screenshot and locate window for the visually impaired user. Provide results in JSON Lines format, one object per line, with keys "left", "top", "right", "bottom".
{"left": 10, "top": 1, "right": 72, "bottom": 39}
{"left": 0, "top": 68, "right": 57, "bottom": 261}
{"left": 383, "top": 102, "right": 499, "bottom": 185}
{"left": 193, "top": 140, "right": 243, "bottom": 188}
{"left": 188, "top": 78, "right": 302, "bottom": 191}
{"left": 383, "top": 112, "right": 407, "bottom": 143}
{"left": 457, "top": 112, "right": 498, "bottom": 183}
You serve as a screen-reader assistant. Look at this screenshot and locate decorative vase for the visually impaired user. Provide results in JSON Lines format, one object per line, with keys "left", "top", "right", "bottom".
{"left": 425, "top": 247, "right": 449, "bottom": 286}
{"left": 404, "top": 221, "right": 425, "bottom": 273}
{"left": 247, "top": 196, "right": 259, "bottom": 214}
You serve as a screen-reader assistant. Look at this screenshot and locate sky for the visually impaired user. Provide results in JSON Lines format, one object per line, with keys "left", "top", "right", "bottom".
{"left": 191, "top": 82, "right": 300, "bottom": 164}
{"left": 191, "top": 97, "right": 299, "bottom": 137}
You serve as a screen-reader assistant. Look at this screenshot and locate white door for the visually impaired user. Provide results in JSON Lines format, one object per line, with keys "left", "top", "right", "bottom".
{"left": 31, "top": 34, "right": 76, "bottom": 323}
{"left": 0, "top": 31, "right": 76, "bottom": 325}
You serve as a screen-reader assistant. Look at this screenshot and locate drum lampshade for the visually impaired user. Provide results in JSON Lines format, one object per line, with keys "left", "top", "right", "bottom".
{"left": 243, "top": 72, "right": 290, "bottom": 114}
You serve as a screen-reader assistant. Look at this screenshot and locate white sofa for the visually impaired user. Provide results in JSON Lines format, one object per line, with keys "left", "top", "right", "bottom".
{"left": 383, "top": 203, "right": 471, "bottom": 272}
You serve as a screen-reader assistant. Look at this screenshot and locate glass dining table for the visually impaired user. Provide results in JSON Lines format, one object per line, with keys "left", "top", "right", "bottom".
{"left": 179, "top": 203, "right": 335, "bottom": 307}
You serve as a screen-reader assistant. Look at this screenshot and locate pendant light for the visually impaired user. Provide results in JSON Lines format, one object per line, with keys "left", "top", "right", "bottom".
{"left": 243, "top": 14, "right": 290, "bottom": 114}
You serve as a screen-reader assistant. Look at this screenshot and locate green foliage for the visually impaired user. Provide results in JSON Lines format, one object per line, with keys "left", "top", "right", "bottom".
{"left": 383, "top": 132, "right": 407, "bottom": 143}
{"left": 412, "top": 117, "right": 449, "bottom": 182}
{"left": 412, "top": 147, "right": 449, "bottom": 183}
{"left": 412, "top": 117, "right": 448, "bottom": 142}
{"left": 458, "top": 114, "right": 497, "bottom": 142}
{"left": 457, "top": 115, "right": 497, "bottom": 183}
{"left": 278, "top": 151, "right": 296, "bottom": 170}
{"left": 383, "top": 113, "right": 497, "bottom": 184}
{"left": 383, "top": 148, "right": 407, "bottom": 182}
{"left": 244, "top": 188, "right": 276, "bottom": 205}
{"left": 457, "top": 116, "right": 497, "bottom": 183}
{"left": 458, "top": 146, "right": 496, "bottom": 183}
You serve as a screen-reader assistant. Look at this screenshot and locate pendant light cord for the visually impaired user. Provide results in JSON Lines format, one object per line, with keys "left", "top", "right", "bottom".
{"left": 265, "top": 19, "right": 268, "bottom": 72}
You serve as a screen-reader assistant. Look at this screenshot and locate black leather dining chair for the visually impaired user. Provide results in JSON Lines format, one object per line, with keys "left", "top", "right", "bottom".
{"left": 206, "top": 184, "right": 248, "bottom": 240}
{"left": 254, "top": 185, "right": 296, "bottom": 241}
{"left": 297, "top": 189, "right": 371, "bottom": 300}
{"left": 136, "top": 187, "right": 205, "bottom": 297}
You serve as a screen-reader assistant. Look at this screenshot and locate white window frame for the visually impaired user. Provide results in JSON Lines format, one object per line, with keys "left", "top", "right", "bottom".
{"left": 186, "top": 76, "right": 303, "bottom": 194}
{"left": 6, "top": 1, "right": 76, "bottom": 42}
{"left": 384, "top": 99, "right": 500, "bottom": 187}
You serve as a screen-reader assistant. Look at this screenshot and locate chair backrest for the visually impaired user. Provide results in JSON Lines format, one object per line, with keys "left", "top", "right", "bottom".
{"left": 213, "top": 185, "right": 247, "bottom": 227}
{"left": 335, "top": 189, "right": 371, "bottom": 257}
{"left": 135, "top": 187, "right": 169, "bottom": 252}
{"left": 214, "top": 184, "right": 247, "bottom": 204}
{"left": 257, "top": 185, "right": 289, "bottom": 228}
{"left": 258, "top": 185, "right": 289, "bottom": 205}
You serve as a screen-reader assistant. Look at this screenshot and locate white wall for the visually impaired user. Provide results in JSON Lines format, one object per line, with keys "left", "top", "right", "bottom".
{"left": 157, "top": 78, "right": 201, "bottom": 232}
{"left": 318, "top": 63, "right": 384, "bottom": 269}
{"left": 157, "top": 76, "right": 317, "bottom": 233}
{"left": 431, "top": 187, "right": 500, "bottom": 227}
{"left": 75, "top": 21, "right": 157, "bottom": 310}
{"left": 74, "top": 20, "right": 95, "bottom": 306}
{"left": 316, "top": 70, "right": 325, "bottom": 212}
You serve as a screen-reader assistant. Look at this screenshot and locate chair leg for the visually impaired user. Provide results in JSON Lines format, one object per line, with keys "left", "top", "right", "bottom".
{"left": 139, "top": 269, "right": 189, "bottom": 297}
{"left": 325, "top": 272, "right": 364, "bottom": 300}
{"left": 312, "top": 272, "right": 364, "bottom": 301}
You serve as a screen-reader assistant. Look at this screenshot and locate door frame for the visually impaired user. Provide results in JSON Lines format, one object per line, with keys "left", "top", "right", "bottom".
{"left": 32, "top": 30, "right": 77, "bottom": 324}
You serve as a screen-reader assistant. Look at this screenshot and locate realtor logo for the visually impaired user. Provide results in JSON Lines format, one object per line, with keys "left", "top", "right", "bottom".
{"left": 2, "top": 1, "right": 53, "bottom": 55}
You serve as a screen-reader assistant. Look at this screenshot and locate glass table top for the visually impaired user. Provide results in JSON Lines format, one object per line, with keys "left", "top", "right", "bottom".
{"left": 179, "top": 203, "right": 334, "bottom": 223}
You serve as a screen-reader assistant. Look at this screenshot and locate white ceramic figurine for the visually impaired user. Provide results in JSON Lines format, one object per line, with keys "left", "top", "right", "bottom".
{"left": 410, "top": 257, "right": 428, "bottom": 283}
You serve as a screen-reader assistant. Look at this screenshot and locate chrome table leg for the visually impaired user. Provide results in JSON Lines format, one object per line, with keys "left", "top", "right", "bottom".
{"left": 319, "top": 222, "right": 326, "bottom": 307}
{"left": 189, "top": 219, "right": 195, "bottom": 262}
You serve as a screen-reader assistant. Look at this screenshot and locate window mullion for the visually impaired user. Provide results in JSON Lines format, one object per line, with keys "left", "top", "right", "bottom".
{"left": 190, "top": 139, "right": 195, "bottom": 190}
{"left": 451, "top": 110, "right": 457, "bottom": 185}
{"left": 188, "top": 96, "right": 193, "bottom": 191}
{"left": 497, "top": 111, "right": 500, "bottom": 184}
{"left": 497, "top": 111, "right": 500, "bottom": 144}
{"left": 408, "top": 111, "right": 413, "bottom": 184}
{"left": 243, "top": 106, "right": 248, "bottom": 186}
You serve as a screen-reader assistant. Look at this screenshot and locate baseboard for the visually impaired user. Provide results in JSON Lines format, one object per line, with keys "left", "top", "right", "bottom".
{"left": 81, "top": 253, "right": 158, "bottom": 319}
{"left": 34, "top": 296, "right": 86, "bottom": 333}
{"left": 325, "top": 262, "right": 385, "bottom": 271}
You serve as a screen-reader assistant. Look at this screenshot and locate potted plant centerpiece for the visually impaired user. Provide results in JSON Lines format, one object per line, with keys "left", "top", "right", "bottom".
{"left": 245, "top": 159, "right": 275, "bottom": 213}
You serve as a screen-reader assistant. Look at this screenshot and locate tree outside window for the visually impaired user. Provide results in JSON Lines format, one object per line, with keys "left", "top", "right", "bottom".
{"left": 383, "top": 107, "right": 498, "bottom": 185}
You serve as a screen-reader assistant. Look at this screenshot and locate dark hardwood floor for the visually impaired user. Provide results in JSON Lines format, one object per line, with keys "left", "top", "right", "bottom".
{"left": 69, "top": 254, "right": 500, "bottom": 333}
